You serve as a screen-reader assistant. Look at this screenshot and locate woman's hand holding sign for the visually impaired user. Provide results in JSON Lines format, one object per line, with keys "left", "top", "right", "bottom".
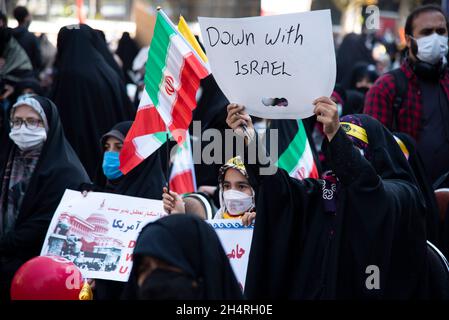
{"left": 227, "top": 97, "right": 339, "bottom": 142}
{"left": 226, "top": 103, "right": 253, "bottom": 131}
{"left": 226, "top": 104, "right": 255, "bottom": 144}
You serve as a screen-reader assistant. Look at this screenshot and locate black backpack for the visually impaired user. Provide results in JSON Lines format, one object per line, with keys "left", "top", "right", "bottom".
{"left": 388, "top": 68, "right": 408, "bottom": 131}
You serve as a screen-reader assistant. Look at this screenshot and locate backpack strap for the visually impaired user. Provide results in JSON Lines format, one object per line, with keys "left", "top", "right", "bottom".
{"left": 387, "top": 68, "right": 408, "bottom": 131}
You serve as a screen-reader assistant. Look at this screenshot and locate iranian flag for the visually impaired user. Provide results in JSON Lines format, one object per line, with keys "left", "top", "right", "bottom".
{"left": 145, "top": 9, "right": 209, "bottom": 144}
{"left": 275, "top": 119, "right": 319, "bottom": 180}
{"left": 120, "top": 9, "right": 209, "bottom": 174}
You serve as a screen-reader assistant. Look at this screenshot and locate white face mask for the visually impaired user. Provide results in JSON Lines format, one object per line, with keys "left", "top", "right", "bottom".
{"left": 223, "top": 189, "right": 254, "bottom": 215}
{"left": 9, "top": 126, "right": 47, "bottom": 151}
{"left": 413, "top": 33, "right": 448, "bottom": 65}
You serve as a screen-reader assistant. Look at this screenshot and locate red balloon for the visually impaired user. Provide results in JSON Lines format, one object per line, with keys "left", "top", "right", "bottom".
{"left": 11, "top": 255, "right": 84, "bottom": 300}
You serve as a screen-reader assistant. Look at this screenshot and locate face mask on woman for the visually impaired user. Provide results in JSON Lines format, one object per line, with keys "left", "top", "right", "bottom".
{"left": 9, "top": 126, "right": 47, "bottom": 151}
{"left": 102, "top": 151, "right": 123, "bottom": 180}
{"left": 223, "top": 189, "right": 254, "bottom": 215}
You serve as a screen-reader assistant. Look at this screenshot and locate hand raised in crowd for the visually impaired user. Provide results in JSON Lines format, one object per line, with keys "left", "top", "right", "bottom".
{"left": 162, "top": 187, "right": 185, "bottom": 214}
{"left": 313, "top": 96, "right": 340, "bottom": 141}
{"left": 241, "top": 211, "right": 256, "bottom": 227}
{"left": 226, "top": 104, "right": 255, "bottom": 142}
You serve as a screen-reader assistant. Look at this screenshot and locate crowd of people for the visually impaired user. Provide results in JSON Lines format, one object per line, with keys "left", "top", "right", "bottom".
{"left": 1, "top": 3, "right": 449, "bottom": 300}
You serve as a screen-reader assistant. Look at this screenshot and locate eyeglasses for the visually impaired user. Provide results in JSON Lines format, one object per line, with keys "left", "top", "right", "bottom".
{"left": 10, "top": 118, "right": 43, "bottom": 130}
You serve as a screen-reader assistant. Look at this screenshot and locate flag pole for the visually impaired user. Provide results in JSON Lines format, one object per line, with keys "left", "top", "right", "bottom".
{"left": 157, "top": 6, "right": 171, "bottom": 194}
{"left": 166, "top": 132, "right": 170, "bottom": 193}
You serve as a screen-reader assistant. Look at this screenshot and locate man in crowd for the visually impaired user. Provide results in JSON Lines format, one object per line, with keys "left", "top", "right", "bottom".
{"left": 364, "top": 4, "right": 449, "bottom": 184}
{"left": 12, "top": 6, "right": 42, "bottom": 73}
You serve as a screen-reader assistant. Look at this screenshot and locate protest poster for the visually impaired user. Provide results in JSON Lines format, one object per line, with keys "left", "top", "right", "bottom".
{"left": 208, "top": 219, "right": 253, "bottom": 291}
{"left": 40, "top": 189, "right": 166, "bottom": 282}
{"left": 199, "top": 10, "right": 336, "bottom": 119}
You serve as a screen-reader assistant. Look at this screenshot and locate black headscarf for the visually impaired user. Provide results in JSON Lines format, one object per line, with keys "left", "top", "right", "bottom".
{"left": 92, "top": 120, "right": 166, "bottom": 200}
{"left": 92, "top": 121, "right": 133, "bottom": 189}
{"left": 90, "top": 28, "right": 125, "bottom": 81}
{"left": 51, "top": 24, "right": 135, "bottom": 179}
{"left": 336, "top": 33, "right": 377, "bottom": 84}
{"left": 342, "top": 62, "right": 379, "bottom": 91}
{"left": 0, "top": 95, "right": 90, "bottom": 299}
{"left": 92, "top": 121, "right": 167, "bottom": 300}
{"left": 122, "top": 214, "right": 243, "bottom": 300}
{"left": 393, "top": 132, "right": 440, "bottom": 245}
{"left": 245, "top": 114, "right": 429, "bottom": 299}
{"left": 116, "top": 32, "right": 139, "bottom": 84}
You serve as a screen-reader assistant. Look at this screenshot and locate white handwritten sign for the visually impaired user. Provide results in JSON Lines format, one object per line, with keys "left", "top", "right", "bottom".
{"left": 40, "top": 189, "right": 166, "bottom": 282}
{"left": 207, "top": 219, "right": 253, "bottom": 291}
{"left": 199, "top": 10, "right": 336, "bottom": 119}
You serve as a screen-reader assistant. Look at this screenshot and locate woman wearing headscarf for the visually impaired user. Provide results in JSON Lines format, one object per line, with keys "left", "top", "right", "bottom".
{"left": 227, "top": 99, "right": 432, "bottom": 299}
{"left": 0, "top": 94, "right": 90, "bottom": 300}
{"left": 83, "top": 120, "right": 166, "bottom": 300}
{"left": 51, "top": 24, "right": 135, "bottom": 179}
{"left": 162, "top": 156, "right": 257, "bottom": 226}
{"left": 122, "top": 214, "right": 243, "bottom": 300}
{"left": 116, "top": 32, "right": 139, "bottom": 84}
{"left": 88, "top": 121, "right": 166, "bottom": 199}
{"left": 393, "top": 133, "right": 440, "bottom": 246}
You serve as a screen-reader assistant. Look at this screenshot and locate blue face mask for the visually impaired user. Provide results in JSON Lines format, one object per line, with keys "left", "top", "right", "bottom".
{"left": 102, "top": 151, "right": 123, "bottom": 180}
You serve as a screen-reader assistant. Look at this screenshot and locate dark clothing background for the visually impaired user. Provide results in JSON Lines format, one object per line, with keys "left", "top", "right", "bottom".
{"left": 394, "top": 132, "right": 440, "bottom": 246}
{"left": 191, "top": 74, "right": 229, "bottom": 190}
{"left": 245, "top": 115, "right": 430, "bottom": 299}
{"left": 336, "top": 33, "right": 376, "bottom": 84}
{"left": 90, "top": 28, "right": 125, "bottom": 81}
{"left": 51, "top": 24, "right": 135, "bottom": 179}
{"left": 416, "top": 79, "right": 449, "bottom": 184}
{"left": 0, "top": 96, "right": 90, "bottom": 300}
{"left": 116, "top": 32, "right": 140, "bottom": 84}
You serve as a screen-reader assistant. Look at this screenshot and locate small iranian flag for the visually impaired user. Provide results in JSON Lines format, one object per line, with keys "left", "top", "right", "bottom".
{"left": 166, "top": 15, "right": 209, "bottom": 194}
{"left": 275, "top": 119, "right": 319, "bottom": 180}
{"left": 146, "top": 9, "right": 209, "bottom": 144}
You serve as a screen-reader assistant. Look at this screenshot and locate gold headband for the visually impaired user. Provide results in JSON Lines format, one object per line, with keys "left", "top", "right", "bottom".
{"left": 225, "top": 156, "right": 246, "bottom": 172}
{"left": 340, "top": 122, "right": 368, "bottom": 144}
